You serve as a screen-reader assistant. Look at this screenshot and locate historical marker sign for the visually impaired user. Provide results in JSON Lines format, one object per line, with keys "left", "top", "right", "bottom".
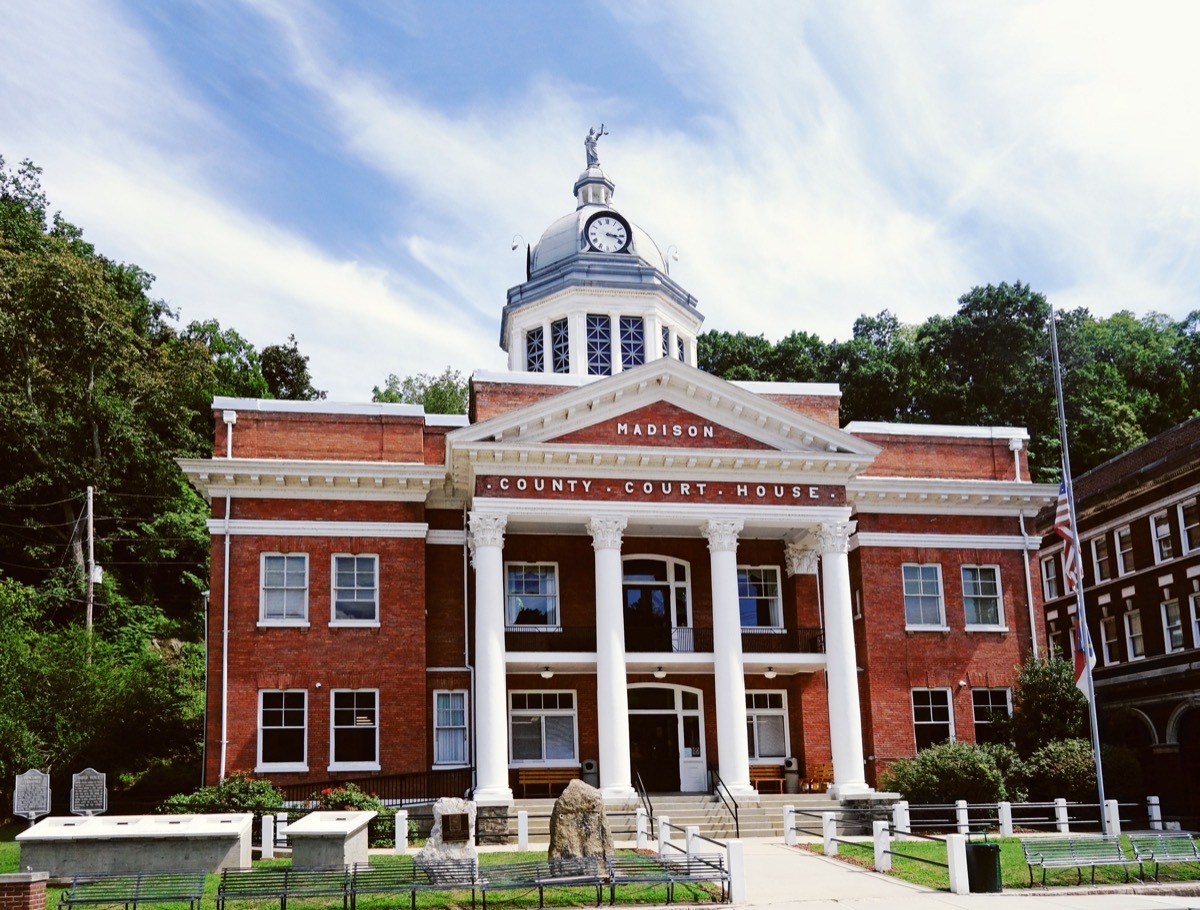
{"left": 441, "top": 812, "right": 469, "bottom": 844}
{"left": 70, "top": 767, "right": 107, "bottom": 816}
{"left": 14, "top": 768, "right": 51, "bottom": 821}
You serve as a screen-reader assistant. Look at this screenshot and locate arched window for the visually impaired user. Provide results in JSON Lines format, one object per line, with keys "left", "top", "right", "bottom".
{"left": 622, "top": 556, "right": 693, "bottom": 652}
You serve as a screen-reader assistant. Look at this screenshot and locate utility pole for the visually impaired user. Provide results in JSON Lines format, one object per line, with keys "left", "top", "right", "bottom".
{"left": 86, "top": 485, "right": 94, "bottom": 633}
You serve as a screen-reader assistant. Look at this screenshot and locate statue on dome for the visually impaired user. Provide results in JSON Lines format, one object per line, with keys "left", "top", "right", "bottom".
{"left": 584, "top": 124, "right": 608, "bottom": 168}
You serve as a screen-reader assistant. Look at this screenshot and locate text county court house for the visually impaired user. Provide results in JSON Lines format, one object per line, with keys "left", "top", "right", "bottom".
{"left": 181, "top": 147, "right": 1058, "bottom": 806}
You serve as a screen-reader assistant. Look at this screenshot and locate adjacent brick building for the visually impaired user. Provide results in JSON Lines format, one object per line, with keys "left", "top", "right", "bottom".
{"left": 180, "top": 153, "right": 1056, "bottom": 805}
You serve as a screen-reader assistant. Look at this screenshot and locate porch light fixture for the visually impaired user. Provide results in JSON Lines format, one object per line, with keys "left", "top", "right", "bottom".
{"left": 540, "top": 667, "right": 553, "bottom": 679}
{"left": 653, "top": 667, "right": 666, "bottom": 679}
{"left": 764, "top": 667, "right": 777, "bottom": 679}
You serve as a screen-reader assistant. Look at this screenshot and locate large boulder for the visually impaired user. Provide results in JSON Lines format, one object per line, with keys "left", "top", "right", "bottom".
{"left": 548, "top": 779, "right": 612, "bottom": 870}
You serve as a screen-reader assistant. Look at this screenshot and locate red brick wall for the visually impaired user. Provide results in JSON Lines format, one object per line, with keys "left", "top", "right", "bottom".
{"left": 0, "top": 876, "right": 47, "bottom": 910}
{"left": 472, "top": 381, "right": 576, "bottom": 423}
{"left": 548, "top": 401, "right": 773, "bottom": 449}
{"left": 215, "top": 410, "right": 425, "bottom": 462}
{"left": 758, "top": 393, "right": 841, "bottom": 428}
{"left": 228, "top": 498, "right": 424, "bottom": 523}
{"left": 855, "top": 433, "right": 1026, "bottom": 481}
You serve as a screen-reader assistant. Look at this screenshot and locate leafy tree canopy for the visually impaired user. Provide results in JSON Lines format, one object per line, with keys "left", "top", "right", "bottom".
{"left": 373, "top": 366, "right": 468, "bottom": 414}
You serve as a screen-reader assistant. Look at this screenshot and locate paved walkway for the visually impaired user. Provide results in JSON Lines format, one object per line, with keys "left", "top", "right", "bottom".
{"left": 737, "top": 840, "right": 1200, "bottom": 909}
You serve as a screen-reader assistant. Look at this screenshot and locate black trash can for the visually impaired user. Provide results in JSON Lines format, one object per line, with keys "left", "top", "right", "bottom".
{"left": 581, "top": 758, "right": 599, "bottom": 788}
{"left": 964, "top": 841, "right": 1002, "bottom": 893}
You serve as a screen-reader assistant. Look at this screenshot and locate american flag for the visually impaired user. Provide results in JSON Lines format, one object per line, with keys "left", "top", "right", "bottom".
{"left": 1055, "top": 479, "right": 1079, "bottom": 591}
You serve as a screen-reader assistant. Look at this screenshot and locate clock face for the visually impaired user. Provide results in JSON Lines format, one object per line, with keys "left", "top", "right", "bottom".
{"left": 586, "top": 214, "right": 630, "bottom": 253}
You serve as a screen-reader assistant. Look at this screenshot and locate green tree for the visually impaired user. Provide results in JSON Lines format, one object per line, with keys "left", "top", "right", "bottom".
{"left": 180, "top": 319, "right": 270, "bottom": 399}
{"left": 995, "top": 656, "right": 1088, "bottom": 758}
{"left": 373, "top": 366, "right": 468, "bottom": 414}
{"left": 261, "top": 334, "right": 326, "bottom": 401}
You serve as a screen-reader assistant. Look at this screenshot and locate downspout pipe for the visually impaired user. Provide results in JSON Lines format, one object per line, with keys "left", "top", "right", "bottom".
{"left": 219, "top": 409, "right": 237, "bottom": 781}
{"left": 1011, "top": 438, "right": 1040, "bottom": 660}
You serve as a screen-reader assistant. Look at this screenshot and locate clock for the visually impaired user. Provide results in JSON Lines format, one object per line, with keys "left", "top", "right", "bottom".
{"left": 584, "top": 212, "right": 630, "bottom": 253}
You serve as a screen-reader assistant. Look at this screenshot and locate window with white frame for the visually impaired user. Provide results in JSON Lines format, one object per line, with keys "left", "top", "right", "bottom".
{"left": 738, "top": 567, "right": 783, "bottom": 628}
{"left": 1191, "top": 593, "right": 1200, "bottom": 651}
{"left": 525, "top": 326, "right": 545, "bottom": 373}
{"left": 1151, "top": 511, "right": 1175, "bottom": 563}
{"left": 1047, "top": 621, "right": 1062, "bottom": 661}
{"left": 258, "top": 690, "right": 306, "bottom": 770}
{"left": 619, "top": 316, "right": 645, "bottom": 369}
{"left": 505, "top": 563, "right": 558, "bottom": 627}
{"left": 332, "top": 554, "right": 378, "bottom": 623}
{"left": 330, "top": 690, "right": 378, "bottom": 770}
{"left": 1116, "top": 525, "right": 1135, "bottom": 575}
{"left": 962, "top": 565, "right": 1003, "bottom": 627}
{"left": 1163, "top": 600, "right": 1185, "bottom": 653}
{"left": 676, "top": 336, "right": 686, "bottom": 362}
{"left": 1091, "top": 536, "right": 1112, "bottom": 583}
{"left": 912, "top": 688, "right": 953, "bottom": 749}
{"left": 510, "top": 692, "right": 577, "bottom": 764}
{"left": 433, "top": 690, "right": 469, "bottom": 765}
{"left": 1125, "top": 609, "right": 1145, "bottom": 660}
{"left": 661, "top": 325, "right": 670, "bottom": 358}
{"left": 745, "top": 692, "right": 788, "bottom": 759}
{"left": 585, "top": 313, "right": 612, "bottom": 376}
{"left": 902, "top": 564, "right": 945, "bottom": 627}
{"left": 550, "top": 318, "right": 570, "bottom": 374}
{"left": 1100, "top": 615, "right": 1120, "bottom": 665}
{"left": 1181, "top": 499, "right": 1200, "bottom": 554}
{"left": 261, "top": 553, "right": 308, "bottom": 623}
{"left": 1041, "top": 556, "right": 1061, "bottom": 601}
{"left": 971, "top": 688, "right": 1011, "bottom": 745}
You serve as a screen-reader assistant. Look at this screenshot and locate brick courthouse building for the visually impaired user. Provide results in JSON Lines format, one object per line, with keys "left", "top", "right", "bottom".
{"left": 180, "top": 154, "right": 1057, "bottom": 806}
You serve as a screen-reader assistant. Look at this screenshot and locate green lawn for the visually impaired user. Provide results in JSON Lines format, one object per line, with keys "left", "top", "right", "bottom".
{"left": 809, "top": 836, "right": 1200, "bottom": 891}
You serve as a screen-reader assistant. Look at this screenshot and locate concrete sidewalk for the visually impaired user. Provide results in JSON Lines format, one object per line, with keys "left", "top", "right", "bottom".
{"left": 738, "top": 840, "right": 1200, "bottom": 909}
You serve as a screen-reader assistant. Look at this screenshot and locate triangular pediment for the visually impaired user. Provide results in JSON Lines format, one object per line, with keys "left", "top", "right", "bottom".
{"left": 547, "top": 400, "right": 775, "bottom": 449}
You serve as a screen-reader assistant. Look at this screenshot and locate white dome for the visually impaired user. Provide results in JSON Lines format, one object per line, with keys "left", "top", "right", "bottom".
{"left": 530, "top": 204, "right": 666, "bottom": 274}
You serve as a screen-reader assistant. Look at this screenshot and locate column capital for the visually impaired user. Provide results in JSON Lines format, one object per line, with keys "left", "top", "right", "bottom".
{"left": 784, "top": 543, "right": 820, "bottom": 576}
{"left": 587, "top": 516, "right": 628, "bottom": 551}
{"left": 468, "top": 512, "right": 508, "bottom": 551}
{"left": 702, "top": 519, "right": 744, "bottom": 553}
{"left": 815, "top": 520, "right": 856, "bottom": 555}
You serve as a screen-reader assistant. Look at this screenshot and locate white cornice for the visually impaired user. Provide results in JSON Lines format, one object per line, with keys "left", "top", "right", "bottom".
{"left": 212, "top": 397, "right": 425, "bottom": 417}
{"left": 853, "top": 532, "right": 1040, "bottom": 551}
{"left": 733, "top": 381, "right": 842, "bottom": 398}
{"left": 177, "top": 458, "right": 445, "bottom": 503}
{"left": 848, "top": 476, "right": 1057, "bottom": 516}
{"left": 427, "top": 529, "right": 467, "bottom": 546}
{"left": 846, "top": 421, "right": 1030, "bottom": 441}
{"left": 206, "top": 519, "right": 429, "bottom": 538}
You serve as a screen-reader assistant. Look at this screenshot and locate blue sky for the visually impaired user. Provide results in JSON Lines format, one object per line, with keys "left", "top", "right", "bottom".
{"left": 2, "top": 1, "right": 1199, "bottom": 400}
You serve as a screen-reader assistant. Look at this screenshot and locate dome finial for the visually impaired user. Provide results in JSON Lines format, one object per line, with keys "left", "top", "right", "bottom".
{"left": 584, "top": 124, "right": 608, "bottom": 169}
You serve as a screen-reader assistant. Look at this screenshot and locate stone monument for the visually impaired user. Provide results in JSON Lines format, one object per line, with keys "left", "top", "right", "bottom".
{"left": 13, "top": 769, "right": 50, "bottom": 822}
{"left": 70, "top": 768, "right": 107, "bottom": 816}
{"left": 414, "top": 797, "right": 477, "bottom": 874}
{"left": 547, "top": 780, "right": 612, "bottom": 871}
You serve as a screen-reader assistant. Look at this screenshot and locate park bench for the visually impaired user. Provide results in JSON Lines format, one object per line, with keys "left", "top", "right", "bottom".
{"left": 217, "top": 865, "right": 351, "bottom": 910}
{"left": 351, "top": 858, "right": 478, "bottom": 910}
{"left": 60, "top": 870, "right": 207, "bottom": 910}
{"left": 1019, "top": 835, "right": 1137, "bottom": 887}
{"left": 1129, "top": 832, "right": 1200, "bottom": 881}
{"left": 803, "top": 762, "right": 833, "bottom": 793}
{"left": 606, "top": 852, "right": 729, "bottom": 905}
{"left": 749, "top": 764, "right": 785, "bottom": 793}
{"left": 479, "top": 857, "right": 606, "bottom": 909}
{"left": 517, "top": 767, "right": 578, "bottom": 797}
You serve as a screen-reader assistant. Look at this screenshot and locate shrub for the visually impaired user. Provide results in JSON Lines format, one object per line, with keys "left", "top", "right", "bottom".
{"left": 1026, "top": 739, "right": 1144, "bottom": 803}
{"left": 160, "top": 770, "right": 283, "bottom": 815}
{"left": 314, "top": 783, "right": 400, "bottom": 848}
{"left": 878, "top": 741, "right": 1012, "bottom": 804}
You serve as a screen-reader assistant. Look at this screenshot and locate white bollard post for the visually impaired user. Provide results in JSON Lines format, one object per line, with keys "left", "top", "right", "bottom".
{"left": 1054, "top": 797, "right": 1069, "bottom": 833}
{"left": 658, "top": 815, "right": 671, "bottom": 854}
{"left": 892, "top": 800, "right": 909, "bottom": 841}
{"left": 686, "top": 825, "right": 699, "bottom": 857}
{"left": 955, "top": 799, "right": 969, "bottom": 835}
{"left": 727, "top": 840, "right": 746, "bottom": 903}
{"left": 873, "top": 820, "right": 891, "bottom": 872}
{"left": 1148, "top": 795, "right": 1163, "bottom": 831}
{"left": 784, "top": 805, "right": 796, "bottom": 847}
{"left": 822, "top": 812, "right": 838, "bottom": 857}
{"left": 276, "top": 811, "right": 289, "bottom": 846}
{"left": 517, "top": 810, "right": 529, "bottom": 851}
{"left": 998, "top": 802, "right": 1014, "bottom": 839}
{"left": 636, "top": 808, "right": 648, "bottom": 850}
{"left": 1104, "top": 800, "right": 1121, "bottom": 836}
{"left": 260, "top": 814, "right": 274, "bottom": 860}
{"left": 946, "top": 834, "right": 970, "bottom": 895}
{"left": 395, "top": 810, "right": 409, "bottom": 854}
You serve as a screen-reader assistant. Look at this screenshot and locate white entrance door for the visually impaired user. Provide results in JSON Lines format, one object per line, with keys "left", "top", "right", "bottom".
{"left": 629, "top": 684, "right": 707, "bottom": 792}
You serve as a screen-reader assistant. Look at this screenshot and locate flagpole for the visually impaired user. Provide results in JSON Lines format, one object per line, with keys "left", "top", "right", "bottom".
{"left": 1049, "top": 304, "right": 1109, "bottom": 834}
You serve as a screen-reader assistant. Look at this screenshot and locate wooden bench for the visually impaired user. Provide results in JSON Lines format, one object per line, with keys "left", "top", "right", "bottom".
{"left": 803, "top": 763, "right": 833, "bottom": 793}
{"left": 351, "top": 859, "right": 478, "bottom": 910}
{"left": 60, "top": 871, "right": 207, "bottom": 910}
{"left": 217, "top": 866, "right": 351, "bottom": 910}
{"left": 606, "top": 852, "right": 729, "bottom": 905}
{"left": 749, "top": 765, "right": 785, "bottom": 793}
{"left": 517, "top": 766, "right": 578, "bottom": 797}
{"left": 1129, "top": 832, "right": 1200, "bottom": 881}
{"left": 1019, "top": 835, "right": 1137, "bottom": 886}
{"left": 479, "top": 857, "right": 605, "bottom": 909}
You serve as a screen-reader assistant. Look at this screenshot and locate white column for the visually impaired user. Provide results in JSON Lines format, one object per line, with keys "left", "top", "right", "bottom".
{"left": 817, "top": 520, "right": 870, "bottom": 797}
{"left": 589, "top": 516, "right": 636, "bottom": 799}
{"left": 704, "top": 519, "right": 756, "bottom": 800}
{"left": 470, "top": 512, "right": 513, "bottom": 803}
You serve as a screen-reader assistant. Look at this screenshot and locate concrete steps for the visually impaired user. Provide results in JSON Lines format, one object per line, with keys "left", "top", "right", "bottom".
{"left": 509, "top": 792, "right": 839, "bottom": 842}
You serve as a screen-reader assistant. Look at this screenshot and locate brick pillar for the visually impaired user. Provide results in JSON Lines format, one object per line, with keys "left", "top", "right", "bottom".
{"left": 0, "top": 873, "right": 49, "bottom": 910}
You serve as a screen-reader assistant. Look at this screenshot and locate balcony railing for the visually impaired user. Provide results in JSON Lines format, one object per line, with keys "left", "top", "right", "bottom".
{"left": 504, "top": 625, "right": 825, "bottom": 654}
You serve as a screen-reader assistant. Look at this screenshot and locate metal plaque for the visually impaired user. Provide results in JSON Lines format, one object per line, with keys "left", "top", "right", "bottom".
{"left": 441, "top": 812, "right": 469, "bottom": 844}
{"left": 14, "top": 768, "right": 51, "bottom": 821}
{"left": 70, "top": 767, "right": 108, "bottom": 816}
